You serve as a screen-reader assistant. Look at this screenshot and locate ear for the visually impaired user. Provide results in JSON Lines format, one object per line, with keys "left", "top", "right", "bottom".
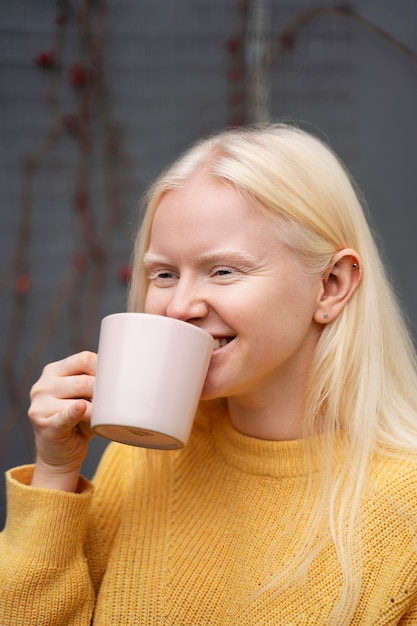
{"left": 314, "top": 248, "right": 362, "bottom": 324}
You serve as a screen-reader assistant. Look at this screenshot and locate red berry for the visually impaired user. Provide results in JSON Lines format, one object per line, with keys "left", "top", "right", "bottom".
{"left": 35, "top": 50, "right": 56, "bottom": 68}
{"left": 225, "top": 37, "right": 242, "bottom": 54}
{"left": 15, "top": 274, "right": 31, "bottom": 293}
{"left": 70, "top": 62, "right": 88, "bottom": 88}
{"left": 280, "top": 32, "right": 296, "bottom": 49}
{"left": 118, "top": 264, "right": 132, "bottom": 285}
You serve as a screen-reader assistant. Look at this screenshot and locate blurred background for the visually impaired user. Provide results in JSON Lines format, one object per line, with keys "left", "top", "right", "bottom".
{"left": 1, "top": 0, "right": 416, "bottom": 528}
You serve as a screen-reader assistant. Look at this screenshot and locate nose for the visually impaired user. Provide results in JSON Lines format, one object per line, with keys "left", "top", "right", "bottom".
{"left": 165, "top": 278, "right": 209, "bottom": 323}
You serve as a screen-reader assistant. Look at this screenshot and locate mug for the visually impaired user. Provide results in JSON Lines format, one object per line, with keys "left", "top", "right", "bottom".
{"left": 91, "top": 313, "right": 213, "bottom": 449}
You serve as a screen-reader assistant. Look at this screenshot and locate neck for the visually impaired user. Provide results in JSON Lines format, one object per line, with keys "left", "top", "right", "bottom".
{"left": 226, "top": 386, "right": 305, "bottom": 441}
{"left": 224, "top": 342, "right": 318, "bottom": 442}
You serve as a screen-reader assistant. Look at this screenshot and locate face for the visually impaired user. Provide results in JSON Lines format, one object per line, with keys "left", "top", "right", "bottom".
{"left": 144, "top": 169, "right": 323, "bottom": 405}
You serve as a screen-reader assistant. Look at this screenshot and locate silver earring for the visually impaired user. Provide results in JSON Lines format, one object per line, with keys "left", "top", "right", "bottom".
{"left": 323, "top": 313, "right": 329, "bottom": 319}
{"left": 352, "top": 263, "right": 358, "bottom": 269}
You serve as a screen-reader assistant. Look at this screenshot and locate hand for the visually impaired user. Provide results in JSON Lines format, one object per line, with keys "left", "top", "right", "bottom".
{"left": 29, "top": 351, "right": 97, "bottom": 492}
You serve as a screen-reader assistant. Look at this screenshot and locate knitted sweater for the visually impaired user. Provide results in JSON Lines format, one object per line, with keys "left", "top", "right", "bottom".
{"left": 1, "top": 407, "right": 417, "bottom": 625}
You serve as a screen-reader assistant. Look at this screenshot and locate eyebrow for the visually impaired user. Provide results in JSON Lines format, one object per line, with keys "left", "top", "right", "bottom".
{"left": 143, "top": 249, "right": 258, "bottom": 267}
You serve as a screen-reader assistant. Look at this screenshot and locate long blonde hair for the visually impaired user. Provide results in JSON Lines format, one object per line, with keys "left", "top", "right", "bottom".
{"left": 128, "top": 124, "right": 417, "bottom": 623}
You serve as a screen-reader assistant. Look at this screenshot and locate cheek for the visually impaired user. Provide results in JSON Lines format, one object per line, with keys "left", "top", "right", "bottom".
{"left": 144, "top": 288, "right": 165, "bottom": 315}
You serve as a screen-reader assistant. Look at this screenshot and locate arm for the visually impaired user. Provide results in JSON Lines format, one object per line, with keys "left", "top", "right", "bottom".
{"left": 0, "top": 467, "right": 96, "bottom": 625}
{"left": 0, "top": 351, "right": 102, "bottom": 625}
{"left": 0, "top": 443, "right": 131, "bottom": 625}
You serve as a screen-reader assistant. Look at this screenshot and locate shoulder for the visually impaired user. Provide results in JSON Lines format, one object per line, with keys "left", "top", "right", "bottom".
{"left": 371, "top": 451, "right": 417, "bottom": 489}
{"left": 367, "top": 451, "right": 417, "bottom": 523}
{"left": 361, "top": 453, "right": 417, "bottom": 596}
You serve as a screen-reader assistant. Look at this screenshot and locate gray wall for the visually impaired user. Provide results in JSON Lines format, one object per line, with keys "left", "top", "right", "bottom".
{"left": 1, "top": 0, "right": 416, "bottom": 529}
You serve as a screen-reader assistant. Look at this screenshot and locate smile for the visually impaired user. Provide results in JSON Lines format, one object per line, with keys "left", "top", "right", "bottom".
{"left": 213, "top": 337, "right": 235, "bottom": 350}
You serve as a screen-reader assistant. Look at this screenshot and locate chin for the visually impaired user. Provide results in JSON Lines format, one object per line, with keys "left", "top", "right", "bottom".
{"left": 199, "top": 380, "right": 225, "bottom": 402}
{"left": 199, "top": 380, "right": 233, "bottom": 402}
{"left": 199, "top": 388, "right": 219, "bottom": 402}
{"left": 199, "top": 367, "right": 238, "bottom": 401}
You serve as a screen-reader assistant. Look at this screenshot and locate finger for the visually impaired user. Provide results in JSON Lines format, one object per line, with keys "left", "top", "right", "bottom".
{"left": 57, "top": 373, "right": 95, "bottom": 401}
{"left": 58, "top": 401, "right": 94, "bottom": 441}
{"left": 31, "top": 372, "right": 95, "bottom": 407}
{"left": 74, "top": 399, "right": 93, "bottom": 423}
{"left": 44, "top": 351, "right": 97, "bottom": 378}
{"left": 67, "top": 399, "right": 96, "bottom": 431}
{"left": 29, "top": 390, "right": 94, "bottom": 430}
{"left": 42, "top": 399, "right": 88, "bottom": 434}
{"left": 30, "top": 352, "right": 96, "bottom": 406}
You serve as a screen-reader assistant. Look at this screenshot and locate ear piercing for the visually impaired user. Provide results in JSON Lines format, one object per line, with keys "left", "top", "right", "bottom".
{"left": 323, "top": 263, "right": 357, "bottom": 322}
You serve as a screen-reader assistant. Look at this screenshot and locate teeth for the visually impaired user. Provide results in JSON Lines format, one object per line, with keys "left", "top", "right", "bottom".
{"left": 213, "top": 337, "right": 231, "bottom": 350}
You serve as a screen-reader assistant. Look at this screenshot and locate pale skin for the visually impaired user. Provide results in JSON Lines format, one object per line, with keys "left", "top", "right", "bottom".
{"left": 29, "top": 169, "right": 361, "bottom": 492}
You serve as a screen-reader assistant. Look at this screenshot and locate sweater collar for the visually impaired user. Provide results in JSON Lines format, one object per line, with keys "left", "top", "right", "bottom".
{"left": 196, "top": 401, "right": 343, "bottom": 479}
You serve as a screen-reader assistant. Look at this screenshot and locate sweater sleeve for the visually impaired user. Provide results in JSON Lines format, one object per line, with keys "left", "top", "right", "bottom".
{"left": 0, "top": 466, "right": 95, "bottom": 625}
{"left": 0, "top": 442, "right": 131, "bottom": 626}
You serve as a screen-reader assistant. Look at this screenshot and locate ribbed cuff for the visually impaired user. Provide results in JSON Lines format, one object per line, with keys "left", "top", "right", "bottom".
{"left": 3, "top": 465, "right": 94, "bottom": 568}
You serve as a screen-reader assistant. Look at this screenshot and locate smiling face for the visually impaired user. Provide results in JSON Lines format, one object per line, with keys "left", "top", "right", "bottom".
{"left": 144, "top": 169, "right": 324, "bottom": 413}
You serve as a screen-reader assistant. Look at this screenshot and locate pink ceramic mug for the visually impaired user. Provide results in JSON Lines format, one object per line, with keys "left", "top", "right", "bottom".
{"left": 91, "top": 313, "right": 213, "bottom": 449}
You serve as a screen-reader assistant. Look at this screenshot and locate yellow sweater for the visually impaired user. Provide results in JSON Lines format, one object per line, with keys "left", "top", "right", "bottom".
{"left": 1, "top": 407, "right": 417, "bottom": 625}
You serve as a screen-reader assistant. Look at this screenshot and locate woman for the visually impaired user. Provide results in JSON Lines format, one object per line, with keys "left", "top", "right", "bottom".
{"left": 2, "top": 123, "right": 417, "bottom": 625}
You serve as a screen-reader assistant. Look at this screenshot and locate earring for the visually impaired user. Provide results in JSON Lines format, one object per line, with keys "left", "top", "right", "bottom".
{"left": 352, "top": 263, "right": 358, "bottom": 269}
{"left": 323, "top": 313, "right": 329, "bottom": 319}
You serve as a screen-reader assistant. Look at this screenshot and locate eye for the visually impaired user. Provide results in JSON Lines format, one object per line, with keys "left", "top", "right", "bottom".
{"left": 147, "top": 268, "right": 178, "bottom": 285}
{"left": 214, "top": 267, "right": 232, "bottom": 276}
{"left": 210, "top": 266, "right": 236, "bottom": 279}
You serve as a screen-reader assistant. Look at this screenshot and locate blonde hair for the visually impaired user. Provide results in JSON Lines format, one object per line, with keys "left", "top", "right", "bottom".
{"left": 128, "top": 124, "right": 417, "bottom": 623}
